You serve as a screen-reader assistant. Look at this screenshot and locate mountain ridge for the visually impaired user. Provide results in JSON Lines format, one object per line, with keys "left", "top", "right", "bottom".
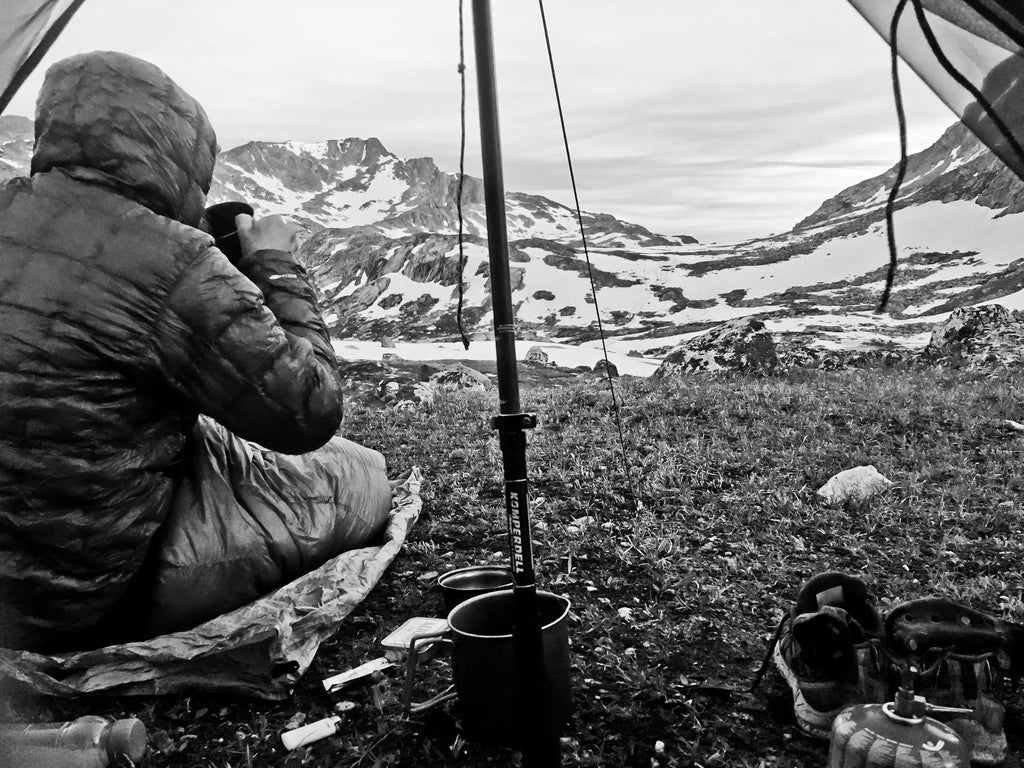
{"left": 210, "top": 135, "right": 684, "bottom": 250}
{"left": 796, "top": 120, "right": 1024, "bottom": 232}
{"left": 5, "top": 113, "right": 1024, "bottom": 355}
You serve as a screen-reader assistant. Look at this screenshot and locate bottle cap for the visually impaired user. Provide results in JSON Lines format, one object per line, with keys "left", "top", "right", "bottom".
{"left": 107, "top": 718, "right": 148, "bottom": 762}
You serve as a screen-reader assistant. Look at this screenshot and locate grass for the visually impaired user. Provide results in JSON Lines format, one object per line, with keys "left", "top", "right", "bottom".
{"left": 8, "top": 365, "right": 1024, "bottom": 766}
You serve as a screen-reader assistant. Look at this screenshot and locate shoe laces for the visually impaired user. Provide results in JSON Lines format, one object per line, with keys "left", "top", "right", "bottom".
{"left": 749, "top": 613, "right": 788, "bottom": 692}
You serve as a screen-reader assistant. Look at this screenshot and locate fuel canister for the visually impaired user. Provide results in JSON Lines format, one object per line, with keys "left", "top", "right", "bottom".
{"left": 827, "top": 669, "right": 970, "bottom": 768}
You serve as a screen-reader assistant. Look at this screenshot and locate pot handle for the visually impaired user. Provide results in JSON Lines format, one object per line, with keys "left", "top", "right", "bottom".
{"left": 403, "top": 631, "right": 456, "bottom": 714}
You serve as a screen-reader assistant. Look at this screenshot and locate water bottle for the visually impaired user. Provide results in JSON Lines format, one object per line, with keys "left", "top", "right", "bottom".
{"left": 0, "top": 716, "right": 147, "bottom": 767}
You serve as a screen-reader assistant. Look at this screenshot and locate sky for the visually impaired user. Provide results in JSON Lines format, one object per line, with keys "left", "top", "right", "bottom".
{"left": 5, "top": 0, "right": 958, "bottom": 242}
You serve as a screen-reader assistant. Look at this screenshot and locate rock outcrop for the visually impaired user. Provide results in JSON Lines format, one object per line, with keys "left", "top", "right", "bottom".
{"left": 525, "top": 346, "right": 554, "bottom": 367}
{"left": 923, "top": 304, "right": 1024, "bottom": 367}
{"left": 653, "top": 317, "right": 779, "bottom": 377}
{"left": 775, "top": 343, "right": 910, "bottom": 372}
{"left": 428, "top": 363, "right": 492, "bottom": 391}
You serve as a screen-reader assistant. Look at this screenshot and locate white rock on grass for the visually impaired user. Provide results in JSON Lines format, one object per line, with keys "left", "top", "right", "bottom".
{"left": 816, "top": 465, "right": 893, "bottom": 507}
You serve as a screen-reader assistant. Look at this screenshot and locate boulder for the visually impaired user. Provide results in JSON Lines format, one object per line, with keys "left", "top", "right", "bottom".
{"left": 376, "top": 378, "right": 435, "bottom": 409}
{"left": 923, "top": 304, "right": 1024, "bottom": 368}
{"left": 815, "top": 348, "right": 910, "bottom": 371}
{"left": 593, "top": 358, "right": 619, "bottom": 377}
{"left": 525, "top": 346, "right": 554, "bottom": 367}
{"left": 429, "top": 363, "right": 492, "bottom": 390}
{"left": 335, "top": 360, "right": 433, "bottom": 410}
{"left": 818, "top": 351, "right": 847, "bottom": 371}
{"left": 653, "top": 317, "right": 779, "bottom": 377}
{"left": 848, "top": 348, "right": 908, "bottom": 369}
{"left": 337, "top": 360, "right": 395, "bottom": 405}
{"left": 775, "top": 341, "right": 822, "bottom": 370}
{"left": 418, "top": 363, "right": 441, "bottom": 381}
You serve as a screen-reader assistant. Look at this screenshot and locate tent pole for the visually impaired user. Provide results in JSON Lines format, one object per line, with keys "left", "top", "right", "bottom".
{"left": 470, "top": 1, "right": 560, "bottom": 765}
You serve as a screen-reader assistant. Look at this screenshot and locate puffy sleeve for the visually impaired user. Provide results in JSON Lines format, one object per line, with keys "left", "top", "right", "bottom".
{"left": 154, "top": 246, "right": 343, "bottom": 454}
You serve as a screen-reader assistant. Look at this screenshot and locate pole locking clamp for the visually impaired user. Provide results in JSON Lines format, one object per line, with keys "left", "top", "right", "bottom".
{"left": 490, "top": 413, "right": 538, "bottom": 432}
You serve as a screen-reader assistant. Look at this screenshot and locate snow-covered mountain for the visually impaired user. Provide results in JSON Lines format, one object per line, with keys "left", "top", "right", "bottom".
{"left": 209, "top": 137, "right": 682, "bottom": 250}
{"left": 5, "top": 113, "right": 1024, "bottom": 355}
{"left": 278, "top": 122, "right": 1024, "bottom": 352}
{"left": 0, "top": 115, "right": 32, "bottom": 183}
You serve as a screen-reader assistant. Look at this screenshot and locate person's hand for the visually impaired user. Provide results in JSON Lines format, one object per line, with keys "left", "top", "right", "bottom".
{"left": 235, "top": 213, "right": 299, "bottom": 256}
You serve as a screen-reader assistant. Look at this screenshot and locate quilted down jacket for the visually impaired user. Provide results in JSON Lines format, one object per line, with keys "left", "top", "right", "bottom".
{"left": 0, "top": 52, "right": 346, "bottom": 652}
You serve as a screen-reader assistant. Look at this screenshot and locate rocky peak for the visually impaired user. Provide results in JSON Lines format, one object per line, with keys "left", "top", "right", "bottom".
{"left": 0, "top": 114, "right": 32, "bottom": 140}
{"left": 207, "top": 131, "right": 681, "bottom": 246}
{"left": 343, "top": 136, "right": 391, "bottom": 165}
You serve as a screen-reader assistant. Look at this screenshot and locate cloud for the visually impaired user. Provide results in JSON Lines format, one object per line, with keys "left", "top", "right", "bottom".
{"left": 3, "top": 0, "right": 957, "bottom": 241}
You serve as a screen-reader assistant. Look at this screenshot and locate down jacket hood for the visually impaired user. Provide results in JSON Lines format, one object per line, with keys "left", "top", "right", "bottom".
{"left": 31, "top": 51, "right": 218, "bottom": 226}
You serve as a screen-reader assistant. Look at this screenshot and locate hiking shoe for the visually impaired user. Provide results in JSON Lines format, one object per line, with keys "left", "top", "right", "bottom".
{"left": 887, "top": 597, "right": 1011, "bottom": 767}
{"left": 769, "top": 572, "right": 888, "bottom": 738}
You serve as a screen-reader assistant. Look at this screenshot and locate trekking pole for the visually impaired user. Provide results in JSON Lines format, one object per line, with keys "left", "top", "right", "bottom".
{"left": 470, "top": 1, "right": 560, "bottom": 765}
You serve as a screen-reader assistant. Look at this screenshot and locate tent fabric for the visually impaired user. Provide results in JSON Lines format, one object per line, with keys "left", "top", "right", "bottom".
{"left": 0, "top": 0, "right": 83, "bottom": 114}
{"left": 848, "top": 0, "right": 1024, "bottom": 180}
{"left": 0, "top": 468, "right": 421, "bottom": 699}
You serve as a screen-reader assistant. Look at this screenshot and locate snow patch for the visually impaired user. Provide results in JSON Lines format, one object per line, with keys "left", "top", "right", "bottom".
{"left": 331, "top": 339, "right": 661, "bottom": 377}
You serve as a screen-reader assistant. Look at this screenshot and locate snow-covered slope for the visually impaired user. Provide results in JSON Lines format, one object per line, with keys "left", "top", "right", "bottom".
{"left": 209, "top": 137, "right": 681, "bottom": 249}
{"left": 299, "top": 121, "right": 1024, "bottom": 350}
{"left": 0, "top": 116, "right": 32, "bottom": 184}
{"left": 4, "top": 114, "right": 1024, "bottom": 354}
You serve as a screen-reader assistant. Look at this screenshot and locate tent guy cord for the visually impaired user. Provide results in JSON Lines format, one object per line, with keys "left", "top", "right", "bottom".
{"left": 958, "top": 0, "right": 1024, "bottom": 53}
{"left": 880, "top": 0, "right": 911, "bottom": 313}
{"left": 455, "top": 0, "right": 471, "bottom": 350}
{"left": 537, "top": 0, "right": 641, "bottom": 516}
{"left": 881, "top": 0, "right": 1024, "bottom": 312}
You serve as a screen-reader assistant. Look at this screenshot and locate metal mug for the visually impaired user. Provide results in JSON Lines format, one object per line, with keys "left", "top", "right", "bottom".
{"left": 436, "top": 565, "right": 515, "bottom": 612}
{"left": 404, "top": 590, "right": 572, "bottom": 747}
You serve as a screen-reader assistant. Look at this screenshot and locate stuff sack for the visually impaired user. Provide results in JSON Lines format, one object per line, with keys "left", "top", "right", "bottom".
{"left": 0, "top": 470, "right": 421, "bottom": 699}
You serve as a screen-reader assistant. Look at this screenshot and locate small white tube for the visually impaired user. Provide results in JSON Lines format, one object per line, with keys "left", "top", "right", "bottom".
{"left": 280, "top": 716, "right": 342, "bottom": 751}
{"left": 322, "top": 656, "right": 393, "bottom": 693}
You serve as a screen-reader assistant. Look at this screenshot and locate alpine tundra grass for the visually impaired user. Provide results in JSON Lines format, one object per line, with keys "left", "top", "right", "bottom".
{"left": 10, "top": 365, "right": 1024, "bottom": 767}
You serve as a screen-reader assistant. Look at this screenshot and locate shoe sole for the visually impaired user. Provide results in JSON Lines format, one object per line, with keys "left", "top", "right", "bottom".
{"left": 772, "top": 636, "right": 843, "bottom": 739}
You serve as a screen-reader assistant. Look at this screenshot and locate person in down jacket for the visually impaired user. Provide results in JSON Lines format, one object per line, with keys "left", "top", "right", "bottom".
{"left": 0, "top": 51, "right": 389, "bottom": 653}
